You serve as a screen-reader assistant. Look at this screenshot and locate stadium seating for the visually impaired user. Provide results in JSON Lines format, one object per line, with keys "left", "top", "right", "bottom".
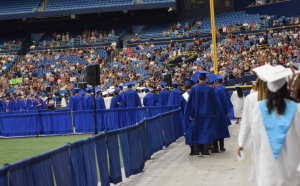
{"left": 45, "top": 0, "right": 135, "bottom": 11}
{"left": 0, "top": 0, "right": 41, "bottom": 15}
{"left": 0, "top": 54, "right": 19, "bottom": 76}
{"left": 143, "top": 0, "right": 175, "bottom": 4}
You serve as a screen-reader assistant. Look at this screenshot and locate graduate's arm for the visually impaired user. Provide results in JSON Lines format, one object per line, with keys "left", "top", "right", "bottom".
{"left": 238, "top": 96, "right": 252, "bottom": 149}
{"left": 136, "top": 92, "right": 141, "bottom": 107}
{"left": 155, "top": 94, "right": 158, "bottom": 103}
{"left": 180, "top": 96, "right": 186, "bottom": 115}
{"left": 220, "top": 90, "right": 231, "bottom": 114}
{"left": 185, "top": 88, "right": 195, "bottom": 120}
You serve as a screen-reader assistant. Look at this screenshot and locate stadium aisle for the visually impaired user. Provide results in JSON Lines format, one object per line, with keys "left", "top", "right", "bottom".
{"left": 107, "top": 120, "right": 255, "bottom": 186}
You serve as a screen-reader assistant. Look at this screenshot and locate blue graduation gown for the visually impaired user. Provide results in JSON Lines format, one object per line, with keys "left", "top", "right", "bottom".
{"left": 10, "top": 98, "right": 20, "bottom": 111}
{"left": 20, "top": 99, "right": 30, "bottom": 111}
{"left": 158, "top": 89, "right": 170, "bottom": 106}
{"left": 83, "top": 95, "right": 94, "bottom": 110}
{"left": 110, "top": 96, "right": 119, "bottom": 109}
{"left": 68, "top": 96, "right": 73, "bottom": 109}
{"left": 122, "top": 89, "right": 141, "bottom": 108}
{"left": 143, "top": 93, "right": 158, "bottom": 106}
{"left": 2, "top": 100, "right": 12, "bottom": 112}
{"left": 0, "top": 101, "right": 2, "bottom": 112}
{"left": 180, "top": 91, "right": 194, "bottom": 146}
{"left": 217, "top": 84, "right": 233, "bottom": 108}
{"left": 28, "top": 98, "right": 35, "bottom": 110}
{"left": 41, "top": 98, "right": 48, "bottom": 109}
{"left": 117, "top": 92, "right": 126, "bottom": 108}
{"left": 167, "top": 88, "right": 182, "bottom": 106}
{"left": 33, "top": 99, "right": 43, "bottom": 110}
{"left": 185, "top": 83, "right": 221, "bottom": 144}
{"left": 71, "top": 95, "right": 83, "bottom": 111}
{"left": 95, "top": 96, "right": 106, "bottom": 110}
{"left": 213, "top": 87, "right": 230, "bottom": 139}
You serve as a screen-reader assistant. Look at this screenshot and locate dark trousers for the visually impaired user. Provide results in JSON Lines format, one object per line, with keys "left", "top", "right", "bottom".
{"left": 194, "top": 144, "right": 210, "bottom": 153}
{"left": 213, "top": 138, "right": 224, "bottom": 150}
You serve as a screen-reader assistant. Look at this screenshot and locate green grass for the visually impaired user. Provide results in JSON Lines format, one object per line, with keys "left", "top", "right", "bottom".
{"left": 0, "top": 134, "right": 92, "bottom": 166}
{"left": 0, "top": 134, "right": 124, "bottom": 182}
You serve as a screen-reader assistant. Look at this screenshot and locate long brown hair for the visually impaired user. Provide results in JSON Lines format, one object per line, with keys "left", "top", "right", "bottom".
{"left": 292, "top": 74, "right": 300, "bottom": 101}
{"left": 254, "top": 78, "right": 268, "bottom": 101}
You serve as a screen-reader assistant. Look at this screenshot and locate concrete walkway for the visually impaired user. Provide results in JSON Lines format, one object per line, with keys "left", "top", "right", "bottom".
{"left": 112, "top": 120, "right": 256, "bottom": 186}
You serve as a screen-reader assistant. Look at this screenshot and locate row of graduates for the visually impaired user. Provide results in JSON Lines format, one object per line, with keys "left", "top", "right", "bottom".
{"left": 0, "top": 93, "right": 55, "bottom": 112}
{"left": 180, "top": 70, "right": 233, "bottom": 156}
{"left": 67, "top": 81, "right": 185, "bottom": 111}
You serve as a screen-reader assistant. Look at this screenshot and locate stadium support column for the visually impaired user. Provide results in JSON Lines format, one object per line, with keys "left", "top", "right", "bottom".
{"left": 210, "top": 0, "right": 218, "bottom": 74}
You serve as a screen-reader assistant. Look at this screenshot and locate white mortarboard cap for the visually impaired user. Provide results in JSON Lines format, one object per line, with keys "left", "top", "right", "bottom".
{"left": 137, "top": 87, "right": 140, "bottom": 90}
{"left": 252, "top": 81, "right": 256, "bottom": 85}
{"left": 102, "top": 92, "right": 107, "bottom": 95}
{"left": 108, "top": 90, "right": 114, "bottom": 94}
{"left": 252, "top": 65, "right": 273, "bottom": 82}
{"left": 235, "top": 84, "right": 241, "bottom": 87}
{"left": 109, "top": 86, "right": 114, "bottom": 89}
{"left": 261, "top": 66, "right": 293, "bottom": 93}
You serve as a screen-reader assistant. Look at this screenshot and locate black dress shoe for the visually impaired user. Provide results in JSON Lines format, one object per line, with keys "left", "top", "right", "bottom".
{"left": 220, "top": 148, "right": 226, "bottom": 152}
{"left": 189, "top": 152, "right": 195, "bottom": 156}
{"left": 211, "top": 149, "right": 219, "bottom": 153}
{"left": 202, "top": 152, "right": 211, "bottom": 156}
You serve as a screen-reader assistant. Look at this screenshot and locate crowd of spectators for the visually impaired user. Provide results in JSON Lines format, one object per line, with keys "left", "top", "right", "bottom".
{"left": 1, "top": 22, "right": 300, "bottom": 108}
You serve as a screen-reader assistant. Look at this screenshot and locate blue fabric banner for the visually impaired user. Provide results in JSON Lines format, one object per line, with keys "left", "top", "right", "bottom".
{"left": 28, "top": 152, "right": 54, "bottom": 186}
{"left": 9, "top": 159, "right": 33, "bottom": 186}
{"left": 70, "top": 140, "right": 86, "bottom": 186}
{"left": 106, "top": 130, "right": 122, "bottom": 184}
{"left": 94, "top": 133, "right": 110, "bottom": 186}
{"left": 51, "top": 145, "right": 72, "bottom": 186}
{"left": 0, "top": 165, "right": 8, "bottom": 186}
{"left": 118, "top": 127, "right": 134, "bottom": 178}
{"left": 82, "top": 137, "right": 98, "bottom": 186}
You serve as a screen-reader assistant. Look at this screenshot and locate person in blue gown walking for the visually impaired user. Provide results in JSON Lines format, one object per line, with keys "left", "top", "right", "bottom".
{"left": 216, "top": 75, "right": 233, "bottom": 109}
{"left": 185, "top": 71, "right": 221, "bottom": 156}
{"left": 122, "top": 82, "right": 141, "bottom": 108}
{"left": 110, "top": 89, "right": 119, "bottom": 109}
{"left": 117, "top": 85, "right": 126, "bottom": 108}
{"left": 168, "top": 82, "right": 182, "bottom": 106}
{"left": 84, "top": 87, "right": 94, "bottom": 110}
{"left": 158, "top": 81, "right": 170, "bottom": 106}
{"left": 207, "top": 74, "right": 230, "bottom": 153}
{"left": 69, "top": 88, "right": 83, "bottom": 111}
{"left": 180, "top": 79, "right": 196, "bottom": 155}
{"left": 143, "top": 88, "right": 158, "bottom": 106}
{"left": 95, "top": 88, "right": 106, "bottom": 110}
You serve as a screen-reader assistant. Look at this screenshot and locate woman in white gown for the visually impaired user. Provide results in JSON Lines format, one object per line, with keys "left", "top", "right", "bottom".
{"left": 248, "top": 66, "right": 300, "bottom": 186}
{"left": 230, "top": 85, "right": 244, "bottom": 124}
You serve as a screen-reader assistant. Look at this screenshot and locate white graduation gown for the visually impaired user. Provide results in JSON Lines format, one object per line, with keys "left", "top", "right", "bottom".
{"left": 61, "top": 98, "right": 67, "bottom": 107}
{"left": 104, "top": 97, "right": 112, "bottom": 109}
{"left": 251, "top": 103, "right": 300, "bottom": 186}
{"left": 230, "top": 91, "right": 244, "bottom": 118}
{"left": 250, "top": 89, "right": 255, "bottom": 94}
{"left": 238, "top": 91, "right": 258, "bottom": 182}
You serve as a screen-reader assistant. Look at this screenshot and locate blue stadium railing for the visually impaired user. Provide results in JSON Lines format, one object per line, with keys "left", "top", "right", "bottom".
{"left": 0, "top": 106, "right": 183, "bottom": 186}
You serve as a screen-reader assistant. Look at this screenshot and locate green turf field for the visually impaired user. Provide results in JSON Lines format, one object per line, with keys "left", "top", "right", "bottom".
{"left": 0, "top": 134, "right": 124, "bottom": 182}
{"left": 0, "top": 134, "right": 92, "bottom": 166}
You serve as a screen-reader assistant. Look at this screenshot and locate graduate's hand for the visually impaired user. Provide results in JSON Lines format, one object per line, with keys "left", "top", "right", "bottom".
{"left": 226, "top": 113, "right": 228, "bottom": 117}
{"left": 237, "top": 146, "right": 244, "bottom": 157}
{"left": 117, "top": 102, "right": 120, "bottom": 105}
{"left": 190, "top": 116, "right": 194, "bottom": 121}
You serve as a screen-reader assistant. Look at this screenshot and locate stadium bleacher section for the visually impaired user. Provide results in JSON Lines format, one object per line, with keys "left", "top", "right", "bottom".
{"left": 143, "top": 0, "right": 176, "bottom": 4}
{"left": 45, "top": 0, "right": 135, "bottom": 11}
{"left": 0, "top": 0, "right": 41, "bottom": 15}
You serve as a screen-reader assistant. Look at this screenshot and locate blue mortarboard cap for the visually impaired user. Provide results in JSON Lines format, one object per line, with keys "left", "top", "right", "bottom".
{"left": 34, "top": 94, "right": 38, "bottom": 98}
{"left": 73, "top": 88, "right": 80, "bottom": 93}
{"left": 118, "top": 85, "right": 123, "bottom": 90}
{"left": 13, "top": 92, "right": 16, "bottom": 95}
{"left": 17, "top": 94, "right": 21, "bottom": 96}
{"left": 207, "top": 74, "right": 218, "bottom": 84}
{"left": 126, "top": 82, "right": 133, "bottom": 86}
{"left": 24, "top": 94, "right": 27, "bottom": 96}
{"left": 95, "top": 87, "right": 100, "bottom": 93}
{"left": 5, "top": 94, "right": 10, "bottom": 98}
{"left": 31, "top": 94, "right": 34, "bottom": 96}
{"left": 192, "top": 70, "right": 209, "bottom": 82}
{"left": 172, "top": 82, "right": 179, "bottom": 85}
{"left": 185, "top": 79, "right": 195, "bottom": 85}
{"left": 160, "top": 81, "right": 167, "bottom": 87}
{"left": 144, "top": 88, "right": 150, "bottom": 92}
{"left": 216, "top": 75, "right": 223, "bottom": 80}
{"left": 79, "top": 90, "right": 85, "bottom": 95}
{"left": 114, "top": 88, "right": 119, "bottom": 94}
